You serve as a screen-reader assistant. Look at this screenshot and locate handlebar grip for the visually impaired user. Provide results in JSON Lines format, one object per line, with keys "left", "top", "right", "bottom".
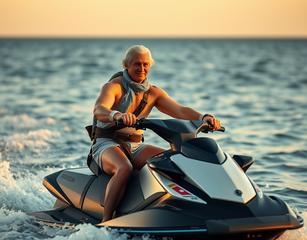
{"left": 218, "top": 126, "right": 225, "bottom": 132}
{"left": 114, "top": 119, "right": 124, "bottom": 127}
{"left": 109, "top": 119, "right": 127, "bottom": 131}
{"left": 114, "top": 119, "right": 142, "bottom": 129}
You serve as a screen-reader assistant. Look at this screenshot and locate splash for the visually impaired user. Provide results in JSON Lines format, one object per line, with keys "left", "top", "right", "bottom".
{"left": 53, "top": 224, "right": 154, "bottom": 240}
{"left": 0, "top": 207, "right": 141, "bottom": 240}
{"left": 0, "top": 161, "right": 54, "bottom": 212}
{"left": 0, "top": 208, "right": 73, "bottom": 239}
{"left": 53, "top": 224, "right": 126, "bottom": 240}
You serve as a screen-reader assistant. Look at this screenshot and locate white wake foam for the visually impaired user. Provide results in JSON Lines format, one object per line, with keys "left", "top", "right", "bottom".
{"left": 5, "top": 129, "right": 60, "bottom": 152}
{"left": 1, "top": 114, "right": 56, "bottom": 130}
{"left": 0, "top": 161, "right": 55, "bottom": 212}
{"left": 0, "top": 208, "right": 75, "bottom": 240}
{"left": 53, "top": 224, "right": 128, "bottom": 240}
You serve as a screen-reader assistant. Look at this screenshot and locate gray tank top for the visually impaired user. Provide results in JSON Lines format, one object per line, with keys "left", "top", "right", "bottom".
{"left": 96, "top": 70, "right": 150, "bottom": 129}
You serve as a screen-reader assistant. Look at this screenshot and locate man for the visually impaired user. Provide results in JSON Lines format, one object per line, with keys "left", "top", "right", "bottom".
{"left": 92, "top": 45, "right": 221, "bottom": 222}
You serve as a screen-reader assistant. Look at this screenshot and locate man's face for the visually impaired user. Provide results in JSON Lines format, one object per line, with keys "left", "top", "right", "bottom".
{"left": 126, "top": 52, "right": 151, "bottom": 83}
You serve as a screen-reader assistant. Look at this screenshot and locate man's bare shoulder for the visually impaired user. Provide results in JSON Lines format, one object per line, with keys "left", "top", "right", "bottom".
{"left": 150, "top": 84, "right": 168, "bottom": 96}
{"left": 109, "top": 75, "right": 123, "bottom": 84}
{"left": 102, "top": 76, "right": 123, "bottom": 92}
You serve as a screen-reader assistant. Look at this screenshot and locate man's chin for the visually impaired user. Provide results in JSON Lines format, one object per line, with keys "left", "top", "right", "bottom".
{"left": 132, "top": 75, "right": 146, "bottom": 83}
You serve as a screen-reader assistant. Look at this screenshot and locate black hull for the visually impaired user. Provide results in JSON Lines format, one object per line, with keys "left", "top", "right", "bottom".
{"left": 30, "top": 205, "right": 303, "bottom": 240}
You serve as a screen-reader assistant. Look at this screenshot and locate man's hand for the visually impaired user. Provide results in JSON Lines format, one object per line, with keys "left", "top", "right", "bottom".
{"left": 203, "top": 115, "right": 221, "bottom": 131}
{"left": 113, "top": 112, "right": 137, "bottom": 126}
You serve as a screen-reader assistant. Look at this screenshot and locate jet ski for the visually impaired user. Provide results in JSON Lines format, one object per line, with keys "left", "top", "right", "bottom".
{"left": 30, "top": 118, "right": 303, "bottom": 239}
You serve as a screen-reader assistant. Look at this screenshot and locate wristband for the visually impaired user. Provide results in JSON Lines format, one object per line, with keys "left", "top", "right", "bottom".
{"left": 201, "top": 114, "right": 214, "bottom": 121}
{"left": 108, "top": 110, "right": 120, "bottom": 121}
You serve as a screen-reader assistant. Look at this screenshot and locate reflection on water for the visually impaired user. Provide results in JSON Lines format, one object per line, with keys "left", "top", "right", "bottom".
{"left": 0, "top": 38, "right": 306, "bottom": 239}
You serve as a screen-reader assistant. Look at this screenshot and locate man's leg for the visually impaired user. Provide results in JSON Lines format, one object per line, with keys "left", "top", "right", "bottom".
{"left": 100, "top": 146, "right": 133, "bottom": 222}
{"left": 131, "top": 144, "right": 165, "bottom": 170}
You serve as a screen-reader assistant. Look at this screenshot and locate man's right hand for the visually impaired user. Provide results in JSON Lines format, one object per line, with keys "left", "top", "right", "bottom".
{"left": 114, "top": 112, "right": 137, "bottom": 126}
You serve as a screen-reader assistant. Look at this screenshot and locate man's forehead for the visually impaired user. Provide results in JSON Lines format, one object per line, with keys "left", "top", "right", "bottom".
{"left": 132, "top": 52, "right": 150, "bottom": 60}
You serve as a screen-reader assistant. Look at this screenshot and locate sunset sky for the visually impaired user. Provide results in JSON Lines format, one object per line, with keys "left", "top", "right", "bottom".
{"left": 1, "top": 0, "right": 307, "bottom": 37}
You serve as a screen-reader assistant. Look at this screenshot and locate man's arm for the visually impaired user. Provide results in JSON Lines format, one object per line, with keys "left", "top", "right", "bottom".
{"left": 154, "top": 87, "right": 221, "bottom": 130}
{"left": 155, "top": 87, "right": 202, "bottom": 120}
{"left": 93, "top": 83, "right": 117, "bottom": 122}
{"left": 93, "top": 82, "right": 138, "bottom": 125}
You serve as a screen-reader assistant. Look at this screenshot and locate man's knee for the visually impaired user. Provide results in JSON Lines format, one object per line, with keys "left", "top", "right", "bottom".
{"left": 115, "top": 162, "right": 133, "bottom": 178}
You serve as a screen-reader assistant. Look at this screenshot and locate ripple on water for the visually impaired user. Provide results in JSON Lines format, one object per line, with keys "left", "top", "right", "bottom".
{"left": 274, "top": 132, "right": 302, "bottom": 141}
{"left": 278, "top": 163, "right": 307, "bottom": 174}
{"left": 0, "top": 39, "right": 307, "bottom": 240}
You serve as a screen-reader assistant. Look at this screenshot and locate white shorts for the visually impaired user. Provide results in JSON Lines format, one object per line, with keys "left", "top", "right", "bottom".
{"left": 91, "top": 138, "right": 146, "bottom": 169}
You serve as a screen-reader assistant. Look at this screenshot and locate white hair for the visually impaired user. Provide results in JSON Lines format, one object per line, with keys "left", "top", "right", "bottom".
{"left": 122, "top": 45, "right": 155, "bottom": 67}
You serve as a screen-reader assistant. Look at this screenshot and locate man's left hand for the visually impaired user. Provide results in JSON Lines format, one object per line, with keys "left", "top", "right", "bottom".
{"left": 203, "top": 114, "right": 221, "bottom": 131}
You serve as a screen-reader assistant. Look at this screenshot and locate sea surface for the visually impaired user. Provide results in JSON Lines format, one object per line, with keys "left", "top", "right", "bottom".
{"left": 0, "top": 38, "right": 306, "bottom": 239}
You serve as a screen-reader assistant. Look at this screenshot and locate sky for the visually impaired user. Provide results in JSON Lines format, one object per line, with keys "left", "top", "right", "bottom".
{"left": 0, "top": 0, "right": 307, "bottom": 37}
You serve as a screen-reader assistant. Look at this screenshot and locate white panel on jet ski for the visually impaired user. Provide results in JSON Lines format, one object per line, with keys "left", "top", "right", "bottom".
{"left": 139, "top": 165, "right": 165, "bottom": 199}
{"left": 170, "top": 153, "right": 256, "bottom": 204}
{"left": 151, "top": 171, "right": 207, "bottom": 205}
{"left": 139, "top": 165, "right": 206, "bottom": 204}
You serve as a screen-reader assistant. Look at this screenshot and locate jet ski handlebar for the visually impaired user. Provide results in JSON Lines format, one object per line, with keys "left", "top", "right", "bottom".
{"left": 201, "top": 124, "right": 225, "bottom": 133}
{"left": 112, "top": 119, "right": 144, "bottom": 130}
{"left": 113, "top": 118, "right": 225, "bottom": 133}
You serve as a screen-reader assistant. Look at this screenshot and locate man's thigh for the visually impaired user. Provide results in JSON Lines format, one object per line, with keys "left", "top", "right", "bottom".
{"left": 131, "top": 144, "right": 165, "bottom": 170}
{"left": 101, "top": 146, "right": 131, "bottom": 175}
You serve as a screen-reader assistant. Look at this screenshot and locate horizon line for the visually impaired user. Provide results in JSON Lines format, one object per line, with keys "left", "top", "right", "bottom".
{"left": 1, "top": 34, "right": 307, "bottom": 40}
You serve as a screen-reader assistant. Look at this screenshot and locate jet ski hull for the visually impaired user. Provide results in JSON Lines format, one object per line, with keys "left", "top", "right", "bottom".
{"left": 31, "top": 204, "right": 303, "bottom": 240}
{"left": 29, "top": 119, "right": 304, "bottom": 240}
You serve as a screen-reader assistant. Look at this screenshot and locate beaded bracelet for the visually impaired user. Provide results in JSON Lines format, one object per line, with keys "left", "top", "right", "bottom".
{"left": 108, "top": 110, "right": 120, "bottom": 121}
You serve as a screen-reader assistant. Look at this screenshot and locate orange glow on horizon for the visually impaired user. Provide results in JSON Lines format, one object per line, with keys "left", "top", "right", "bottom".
{"left": 0, "top": 0, "right": 307, "bottom": 37}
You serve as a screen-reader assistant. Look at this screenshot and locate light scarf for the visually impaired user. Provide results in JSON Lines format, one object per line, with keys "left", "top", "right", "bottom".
{"left": 110, "top": 69, "right": 150, "bottom": 113}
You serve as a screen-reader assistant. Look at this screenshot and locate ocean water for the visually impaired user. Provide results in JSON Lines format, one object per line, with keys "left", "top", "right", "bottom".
{"left": 0, "top": 38, "right": 306, "bottom": 239}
